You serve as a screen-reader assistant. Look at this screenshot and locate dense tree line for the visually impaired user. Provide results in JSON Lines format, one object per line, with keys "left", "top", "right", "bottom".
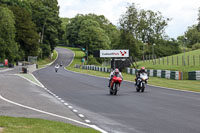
{"left": 1, "top": 1, "right": 199, "bottom": 64}
{"left": 0, "top": 0, "right": 62, "bottom": 63}
{"left": 63, "top": 3, "right": 181, "bottom": 63}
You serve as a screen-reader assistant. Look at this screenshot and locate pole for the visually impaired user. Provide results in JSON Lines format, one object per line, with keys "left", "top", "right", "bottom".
{"left": 143, "top": 44, "right": 145, "bottom": 62}
{"left": 152, "top": 43, "right": 156, "bottom": 64}
{"left": 86, "top": 45, "right": 88, "bottom": 64}
{"left": 183, "top": 37, "right": 187, "bottom": 66}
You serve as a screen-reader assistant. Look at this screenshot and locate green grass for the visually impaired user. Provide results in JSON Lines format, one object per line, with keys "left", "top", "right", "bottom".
{"left": 37, "top": 50, "right": 58, "bottom": 68}
{"left": 18, "top": 74, "right": 42, "bottom": 87}
{"left": 136, "top": 49, "right": 200, "bottom": 72}
{"left": 59, "top": 46, "right": 200, "bottom": 92}
{"left": 0, "top": 116, "right": 99, "bottom": 133}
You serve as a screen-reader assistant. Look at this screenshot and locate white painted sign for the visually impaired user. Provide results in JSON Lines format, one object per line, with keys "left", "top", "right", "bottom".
{"left": 100, "top": 50, "right": 129, "bottom": 58}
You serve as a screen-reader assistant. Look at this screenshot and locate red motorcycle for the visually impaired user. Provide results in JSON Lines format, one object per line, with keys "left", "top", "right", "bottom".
{"left": 109, "top": 74, "right": 123, "bottom": 95}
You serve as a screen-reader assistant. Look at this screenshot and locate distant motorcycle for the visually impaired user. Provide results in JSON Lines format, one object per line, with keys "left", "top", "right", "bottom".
{"left": 55, "top": 65, "right": 59, "bottom": 72}
{"left": 136, "top": 73, "right": 148, "bottom": 92}
{"left": 109, "top": 74, "right": 123, "bottom": 95}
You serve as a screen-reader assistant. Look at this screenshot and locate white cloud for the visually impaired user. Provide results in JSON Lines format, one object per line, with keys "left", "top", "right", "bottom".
{"left": 58, "top": 0, "right": 200, "bottom": 38}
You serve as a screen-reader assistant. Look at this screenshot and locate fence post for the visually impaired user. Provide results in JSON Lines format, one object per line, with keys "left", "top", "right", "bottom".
{"left": 193, "top": 55, "right": 195, "bottom": 66}
{"left": 159, "top": 57, "right": 160, "bottom": 65}
{"left": 167, "top": 56, "right": 169, "bottom": 65}
{"left": 187, "top": 55, "right": 189, "bottom": 66}
{"left": 177, "top": 56, "right": 178, "bottom": 66}
{"left": 172, "top": 56, "right": 174, "bottom": 65}
{"left": 163, "top": 57, "right": 164, "bottom": 65}
{"left": 182, "top": 56, "right": 184, "bottom": 66}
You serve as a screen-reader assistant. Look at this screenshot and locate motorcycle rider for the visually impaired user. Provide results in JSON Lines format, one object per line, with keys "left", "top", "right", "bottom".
{"left": 108, "top": 68, "right": 123, "bottom": 87}
{"left": 135, "top": 67, "right": 147, "bottom": 86}
{"left": 55, "top": 63, "right": 59, "bottom": 72}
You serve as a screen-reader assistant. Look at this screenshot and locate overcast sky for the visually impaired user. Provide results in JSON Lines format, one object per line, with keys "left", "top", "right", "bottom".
{"left": 58, "top": 0, "right": 200, "bottom": 38}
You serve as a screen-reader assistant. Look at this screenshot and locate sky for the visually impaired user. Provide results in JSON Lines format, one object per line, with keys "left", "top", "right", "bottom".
{"left": 58, "top": 0, "right": 200, "bottom": 38}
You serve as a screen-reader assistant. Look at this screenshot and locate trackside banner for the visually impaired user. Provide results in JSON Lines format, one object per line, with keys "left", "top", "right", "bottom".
{"left": 100, "top": 50, "right": 129, "bottom": 58}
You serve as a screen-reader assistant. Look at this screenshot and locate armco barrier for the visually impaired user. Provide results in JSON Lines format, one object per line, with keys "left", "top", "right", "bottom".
{"left": 127, "top": 68, "right": 183, "bottom": 80}
{"left": 80, "top": 65, "right": 111, "bottom": 73}
{"left": 188, "top": 71, "right": 200, "bottom": 80}
{"left": 76, "top": 65, "right": 184, "bottom": 80}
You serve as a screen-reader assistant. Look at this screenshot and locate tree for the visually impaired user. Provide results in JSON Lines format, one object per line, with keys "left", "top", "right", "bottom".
{"left": 185, "top": 25, "right": 200, "bottom": 47}
{"left": 0, "top": 7, "right": 18, "bottom": 62}
{"left": 10, "top": 6, "right": 40, "bottom": 59}
{"left": 30, "top": 0, "right": 62, "bottom": 54}
{"left": 118, "top": 3, "right": 171, "bottom": 58}
{"left": 66, "top": 14, "right": 120, "bottom": 49}
{"left": 60, "top": 17, "right": 70, "bottom": 45}
{"left": 78, "top": 19, "right": 110, "bottom": 53}
{"left": 116, "top": 30, "right": 140, "bottom": 58}
{"left": 119, "top": 3, "right": 169, "bottom": 44}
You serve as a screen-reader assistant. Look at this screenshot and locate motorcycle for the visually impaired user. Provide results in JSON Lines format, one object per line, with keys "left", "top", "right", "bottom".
{"left": 109, "top": 74, "right": 123, "bottom": 95}
{"left": 55, "top": 66, "right": 59, "bottom": 72}
{"left": 136, "top": 73, "right": 148, "bottom": 92}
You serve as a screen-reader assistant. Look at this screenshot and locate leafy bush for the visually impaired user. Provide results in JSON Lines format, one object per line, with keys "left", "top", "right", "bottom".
{"left": 87, "top": 55, "right": 100, "bottom": 65}
{"left": 192, "top": 43, "right": 200, "bottom": 50}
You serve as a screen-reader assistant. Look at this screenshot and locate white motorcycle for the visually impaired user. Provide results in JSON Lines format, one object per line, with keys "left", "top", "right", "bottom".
{"left": 136, "top": 73, "right": 148, "bottom": 92}
{"left": 55, "top": 65, "right": 59, "bottom": 72}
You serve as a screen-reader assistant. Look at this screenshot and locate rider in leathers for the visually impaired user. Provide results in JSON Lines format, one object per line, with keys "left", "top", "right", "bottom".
{"left": 135, "top": 67, "right": 147, "bottom": 86}
{"left": 108, "top": 68, "right": 123, "bottom": 87}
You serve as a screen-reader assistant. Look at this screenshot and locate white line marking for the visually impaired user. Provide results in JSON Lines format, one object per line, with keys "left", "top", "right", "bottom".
{"left": 79, "top": 114, "right": 84, "bottom": 118}
{"left": 64, "top": 103, "right": 68, "bottom": 106}
{"left": 31, "top": 74, "right": 44, "bottom": 88}
{"left": 68, "top": 106, "right": 73, "bottom": 109}
{"left": 73, "top": 109, "right": 78, "bottom": 112}
{"left": 0, "top": 95, "right": 108, "bottom": 133}
{"left": 36, "top": 50, "right": 59, "bottom": 71}
{"left": 0, "top": 68, "right": 13, "bottom": 73}
{"left": 16, "top": 74, "right": 43, "bottom": 88}
{"left": 85, "top": 119, "right": 91, "bottom": 123}
{"left": 65, "top": 50, "right": 75, "bottom": 67}
{"left": 60, "top": 100, "right": 65, "bottom": 103}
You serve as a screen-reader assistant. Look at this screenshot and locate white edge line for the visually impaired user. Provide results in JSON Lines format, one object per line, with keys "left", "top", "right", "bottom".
{"left": 31, "top": 74, "right": 45, "bottom": 88}
{"left": 47, "top": 50, "right": 59, "bottom": 66}
{"left": 0, "top": 68, "right": 14, "bottom": 73}
{"left": 14, "top": 65, "right": 108, "bottom": 132}
{"left": 15, "top": 74, "right": 43, "bottom": 88}
{"left": 66, "top": 49, "right": 75, "bottom": 67}
{"left": 36, "top": 50, "right": 59, "bottom": 71}
{"left": 0, "top": 94, "right": 108, "bottom": 133}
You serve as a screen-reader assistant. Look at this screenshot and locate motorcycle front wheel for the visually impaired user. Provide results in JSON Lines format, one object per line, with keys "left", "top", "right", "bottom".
{"left": 114, "top": 83, "right": 118, "bottom": 95}
{"left": 141, "top": 82, "right": 145, "bottom": 92}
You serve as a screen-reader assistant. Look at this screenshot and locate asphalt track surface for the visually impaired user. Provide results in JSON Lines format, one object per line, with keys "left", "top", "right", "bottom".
{"left": 0, "top": 69, "right": 86, "bottom": 127}
{"left": 34, "top": 48, "right": 200, "bottom": 133}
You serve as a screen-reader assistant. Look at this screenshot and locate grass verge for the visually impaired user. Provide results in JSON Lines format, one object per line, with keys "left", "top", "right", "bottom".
{"left": 37, "top": 50, "right": 58, "bottom": 68}
{"left": 136, "top": 49, "right": 200, "bottom": 72}
{"left": 0, "top": 116, "right": 99, "bottom": 133}
{"left": 61, "top": 46, "right": 200, "bottom": 92}
{"left": 17, "top": 74, "right": 42, "bottom": 87}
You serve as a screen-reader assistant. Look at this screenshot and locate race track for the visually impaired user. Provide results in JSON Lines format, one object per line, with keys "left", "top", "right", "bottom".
{"left": 33, "top": 48, "right": 200, "bottom": 133}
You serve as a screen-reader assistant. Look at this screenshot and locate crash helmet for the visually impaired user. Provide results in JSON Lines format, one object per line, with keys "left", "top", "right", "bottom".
{"left": 114, "top": 68, "right": 119, "bottom": 74}
{"left": 140, "top": 66, "right": 145, "bottom": 72}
